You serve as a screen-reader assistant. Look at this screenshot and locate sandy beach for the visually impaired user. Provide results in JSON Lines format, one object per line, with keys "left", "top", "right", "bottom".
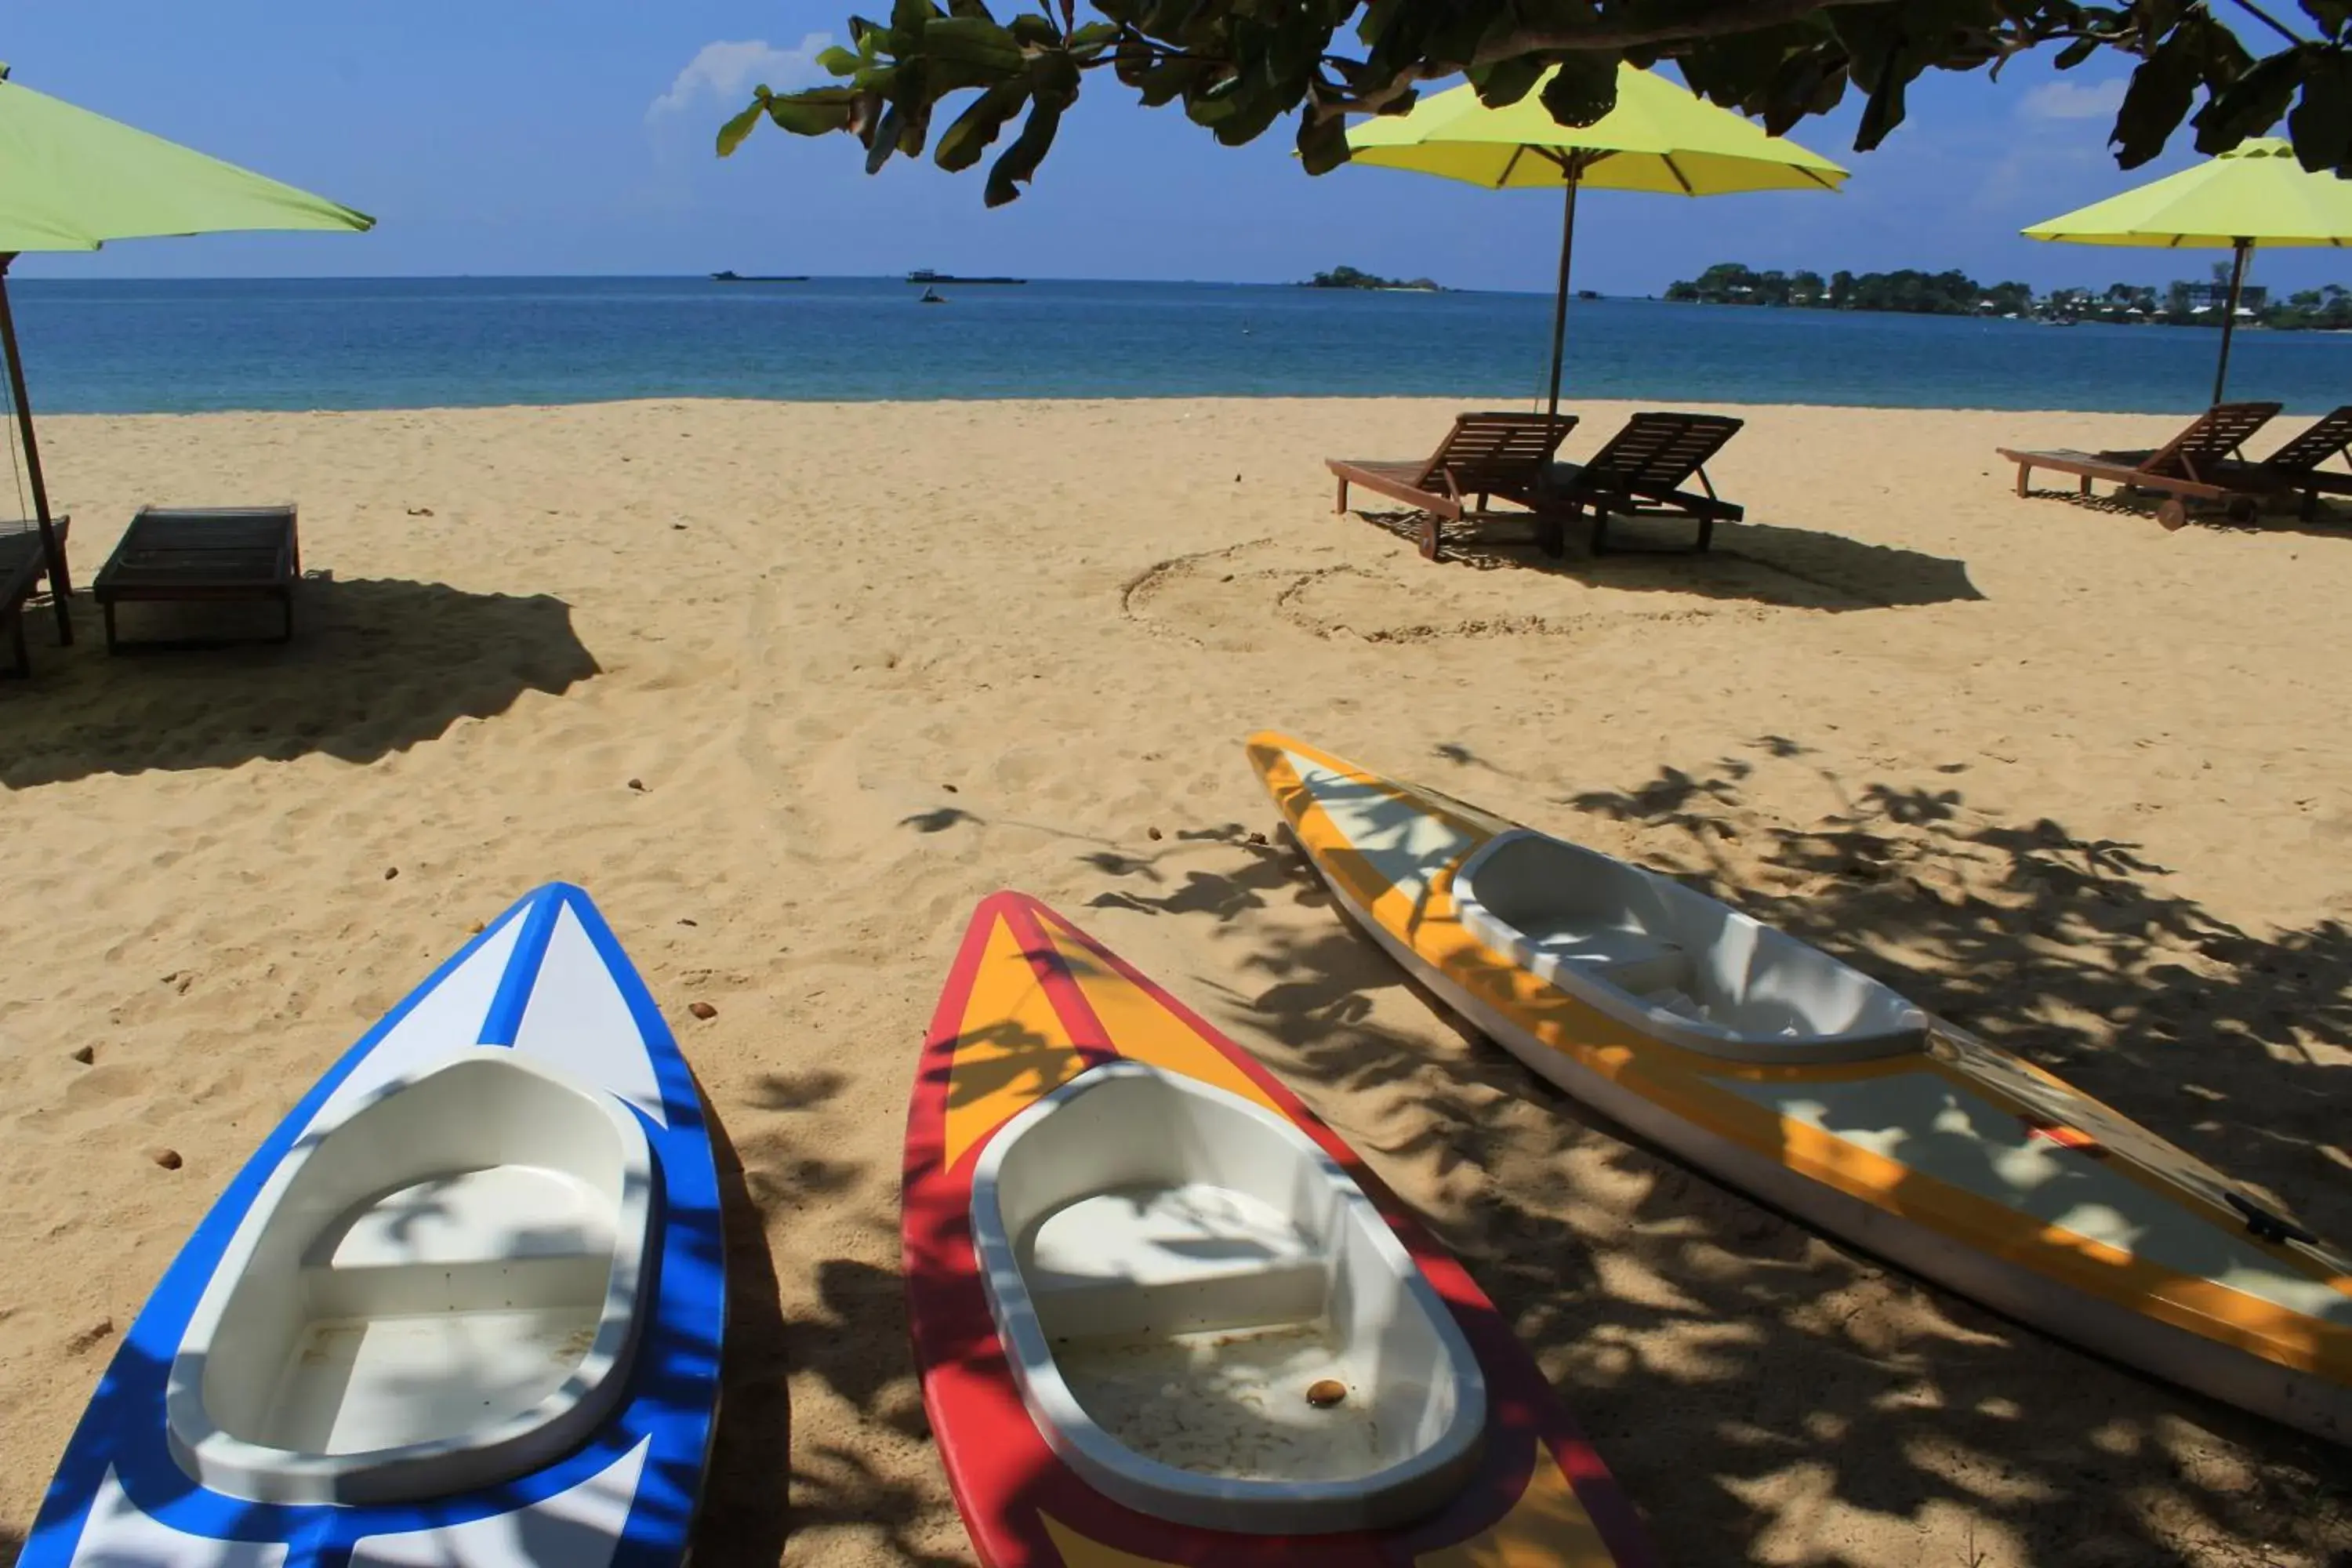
{"left": 2, "top": 395, "right": 2347, "bottom": 1566}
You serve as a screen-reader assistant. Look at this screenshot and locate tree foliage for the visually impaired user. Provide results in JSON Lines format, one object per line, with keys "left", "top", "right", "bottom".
{"left": 716, "top": 0, "right": 2352, "bottom": 205}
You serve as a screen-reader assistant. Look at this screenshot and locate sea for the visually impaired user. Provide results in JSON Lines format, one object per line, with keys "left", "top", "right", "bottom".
{"left": 3, "top": 274, "right": 2344, "bottom": 416}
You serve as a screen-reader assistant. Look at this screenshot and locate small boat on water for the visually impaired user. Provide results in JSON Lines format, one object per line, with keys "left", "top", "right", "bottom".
{"left": 710, "top": 269, "right": 808, "bottom": 281}
{"left": 907, "top": 891, "right": 1657, "bottom": 1564}
{"left": 1249, "top": 731, "right": 2352, "bottom": 1445}
{"left": 919, "top": 287, "right": 946, "bottom": 305}
{"left": 908, "top": 267, "right": 1024, "bottom": 285}
{"left": 22, "top": 884, "right": 725, "bottom": 1566}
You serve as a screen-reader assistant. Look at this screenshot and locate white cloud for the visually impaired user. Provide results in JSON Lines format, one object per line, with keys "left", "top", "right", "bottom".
{"left": 648, "top": 35, "right": 833, "bottom": 120}
{"left": 2018, "top": 77, "right": 2129, "bottom": 122}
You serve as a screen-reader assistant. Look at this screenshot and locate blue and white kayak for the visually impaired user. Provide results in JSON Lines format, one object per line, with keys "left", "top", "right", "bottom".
{"left": 22, "top": 883, "right": 726, "bottom": 1567}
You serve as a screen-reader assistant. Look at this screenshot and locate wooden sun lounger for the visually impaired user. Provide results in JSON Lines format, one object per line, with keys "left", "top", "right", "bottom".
{"left": 1, "top": 515, "right": 70, "bottom": 678}
{"left": 1328, "top": 412, "right": 1579, "bottom": 561}
{"left": 2219, "top": 405, "right": 2352, "bottom": 520}
{"left": 93, "top": 505, "right": 300, "bottom": 654}
{"left": 1524, "top": 412, "right": 1745, "bottom": 556}
{"left": 1997, "top": 402, "right": 2281, "bottom": 528}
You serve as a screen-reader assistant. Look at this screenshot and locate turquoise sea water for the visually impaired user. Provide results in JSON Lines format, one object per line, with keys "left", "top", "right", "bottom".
{"left": 4, "top": 274, "right": 2345, "bottom": 415}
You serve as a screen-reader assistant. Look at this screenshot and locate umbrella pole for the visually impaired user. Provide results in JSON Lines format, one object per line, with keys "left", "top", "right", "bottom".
{"left": 0, "top": 255, "right": 72, "bottom": 645}
{"left": 2212, "top": 238, "right": 2250, "bottom": 406}
{"left": 1544, "top": 165, "right": 1581, "bottom": 428}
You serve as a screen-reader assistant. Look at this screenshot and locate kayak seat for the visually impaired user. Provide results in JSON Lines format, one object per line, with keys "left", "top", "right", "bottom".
{"left": 1020, "top": 1180, "right": 1331, "bottom": 1342}
{"left": 1512, "top": 918, "right": 1691, "bottom": 998}
{"left": 300, "top": 1164, "right": 618, "bottom": 1319}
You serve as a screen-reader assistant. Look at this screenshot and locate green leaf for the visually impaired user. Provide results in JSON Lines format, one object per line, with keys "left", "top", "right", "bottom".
{"left": 1539, "top": 53, "right": 1619, "bottom": 127}
{"left": 2193, "top": 46, "right": 2306, "bottom": 154}
{"left": 866, "top": 103, "right": 906, "bottom": 171}
{"left": 817, "top": 45, "right": 864, "bottom": 75}
{"left": 2287, "top": 52, "right": 2352, "bottom": 172}
{"left": 893, "top": 0, "right": 942, "bottom": 38}
{"left": 717, "top": 99, "right": 768, "bottom": 156}
{"left": 1468, "top": 56, "right": 1546, "bottom": 108}
{"left": 1853, "top": 54, "right": 1909, "bottom": 149}
{"left": 2299, "top": 0, "right": 2350, "bottom": 37}
{"left": 1133, "top": 56, "right": 1207, "bottom": 106}
{"left": 2053, "top": 38, "right": 2100, "bottom": 71}
{"left": 1029, "top": 45, "right": 1084, "bottom": 100}
{"left": 946, "top": 0, "right": 998, "bottom": 18}
{"left": 2111, "top": 33, "right": 2200, "bottom": 166}
{"left": 936, "top": 82, "right": 1031, "bottom": 169}
{"left": 985, "top": 97, "right": 1065, "bottom": 204}
{"left": 1295, "top": 108, "right": 1349, "bottom": 174}
{"left": 927, "top": 15, "right": 1025, "bottom": 67}
{"left": 1010, "top": 12, "right": 1063, "bottom": 46}
{"left": 1067, "top": 20, "right": 1120, "bottom": 59}
{"left": 1355, "top": 0, "right": 1407, "bottom": 49}
{"left": 763, "top": 90, "right": 862, "bottom": 136}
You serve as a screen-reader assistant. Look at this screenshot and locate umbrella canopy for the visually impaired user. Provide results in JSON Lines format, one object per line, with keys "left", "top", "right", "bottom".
{"left": 1347, "top": 66, "right": 1845, "bottom": 422}
{"left": 2024, "top": 138, "right": 2352, "bottom": 402}
{"left": 1350, "top": 64, "right": 1848, "bottom": 196}
{"left": 0, "top": 64, "right": 371, "bottom": 647}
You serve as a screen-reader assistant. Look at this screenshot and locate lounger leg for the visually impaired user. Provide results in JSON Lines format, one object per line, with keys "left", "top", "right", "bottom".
{"left": 2015, "top": 464, "right": 2031, "bottom": 498}
{"left": 1535, "top": 514, "right": 1565, "bottom": 559}
{"left": 2079, "top": 475, "right": 2092, "bottom": 497}
{"left": 278, "top": 592, "right": 295, "bottom": 644}
{"left": 1694, "top": 517, "right": 1715, "bottom": 553}
{"left": 1417, "top": 517, "right": 1441, "bottom": 562}
{"left": 1334, "top": 476, "right": 1348, "bottom": 514}
{"left": 5, "top": 612, "right": 24, "bottom": 677}
{"left": 102, "top": 600, "right": 118, "bottom": 655}
{"left": 1591, "top": 511, "right": 1611, "bottom": 557}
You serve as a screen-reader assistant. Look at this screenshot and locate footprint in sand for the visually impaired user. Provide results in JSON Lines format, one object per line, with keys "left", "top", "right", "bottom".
{"left": 1126, "top": 538, "right": 1596, "bottom": 646}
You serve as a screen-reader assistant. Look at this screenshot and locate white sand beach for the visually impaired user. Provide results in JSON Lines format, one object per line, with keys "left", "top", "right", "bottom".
{"left": 2, "top": 396, "right": 2347, "bottom": 1566}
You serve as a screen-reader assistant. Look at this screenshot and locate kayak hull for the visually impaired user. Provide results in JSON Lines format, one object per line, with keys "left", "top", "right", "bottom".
{"left": 1250, "top": 732, "right": 2352, "bottom": 1446}
{"left": 908, "top": 891, "right": 1659, "bottom": 1566}
{"left": 23, "top": 884, "right": 726, "bottom": 1566}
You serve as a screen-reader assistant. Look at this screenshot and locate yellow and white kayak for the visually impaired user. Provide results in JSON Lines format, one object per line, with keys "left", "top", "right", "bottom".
{"left": 1249, "top": 731, "right": 2352, "bottom": 1444}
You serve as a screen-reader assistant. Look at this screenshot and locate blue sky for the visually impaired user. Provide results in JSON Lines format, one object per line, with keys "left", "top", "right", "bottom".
{"left": 9, "top": 2, "right": 2348, "bottom": 296}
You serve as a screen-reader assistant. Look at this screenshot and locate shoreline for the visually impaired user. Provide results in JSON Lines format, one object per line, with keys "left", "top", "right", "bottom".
{"left": 31, "top": 390, "right": 2340, "bottom": 419}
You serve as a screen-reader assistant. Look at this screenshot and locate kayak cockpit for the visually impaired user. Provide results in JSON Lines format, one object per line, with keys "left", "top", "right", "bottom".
{"left": 971, "top": 1062, "right": 1486, "bottom": 1536}
{"left": 166, "top": 1049, "right": 654, "bottom": 1505}
{"left": 1456, "top": 829, "right": 1927, "bottom": 1062}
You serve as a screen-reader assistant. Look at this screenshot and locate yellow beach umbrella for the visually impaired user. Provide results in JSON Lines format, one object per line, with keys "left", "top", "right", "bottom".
{"left": 2025, "top": 138, "right": 2352, "bottom": 404}
{"left": 1348, "top": 65, "right": 1847, "bottom": 419}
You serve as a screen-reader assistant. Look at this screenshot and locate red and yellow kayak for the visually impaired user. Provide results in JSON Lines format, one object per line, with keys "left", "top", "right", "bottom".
{"left": 1249, "top": 731, "right": 2352, "bottom": 1445}
{"left": 907, "top": 891, "right": 1659, "bottom": 1565}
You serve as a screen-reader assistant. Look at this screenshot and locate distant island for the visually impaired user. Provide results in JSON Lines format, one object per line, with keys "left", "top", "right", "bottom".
{"left": 1303, "top": 266, "right": 1441, "bottom": 292}
{"left": 1664, "top": 260, "right": 2352, "bottom": 329}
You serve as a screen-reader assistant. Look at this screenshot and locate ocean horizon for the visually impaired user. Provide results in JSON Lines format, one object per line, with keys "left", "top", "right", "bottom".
{"left": 5, "top": 274, "right": 2345, "bottom": 416}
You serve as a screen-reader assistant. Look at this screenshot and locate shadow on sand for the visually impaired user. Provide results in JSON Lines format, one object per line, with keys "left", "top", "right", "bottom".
{"left": 1076, "top": 742, "right": 2351, "bottom": 1565}
{"left": 0, "top": 579, "right": 599, "bottom": 789}
{"left": 1352, "top": 509, "right": 1986, "bottom": 611}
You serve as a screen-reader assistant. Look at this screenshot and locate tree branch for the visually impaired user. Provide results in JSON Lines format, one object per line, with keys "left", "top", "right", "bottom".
{"left": 2220, "top": 0, "right": 2311, "bottom": 42}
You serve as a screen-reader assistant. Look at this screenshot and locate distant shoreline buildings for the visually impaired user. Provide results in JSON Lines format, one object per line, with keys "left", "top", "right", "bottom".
{"left": 1665, "top": 261, "right": 2344, "bottom": 329}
